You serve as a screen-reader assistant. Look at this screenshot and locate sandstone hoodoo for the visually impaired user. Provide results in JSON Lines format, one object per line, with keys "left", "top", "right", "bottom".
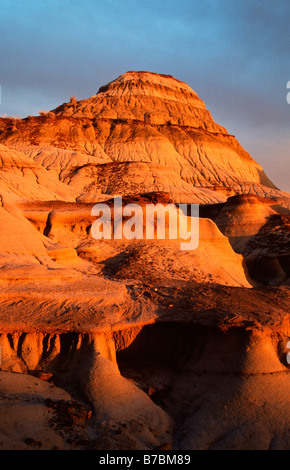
{"left": 0, "top": 71, "right": 289, "bottom": 450}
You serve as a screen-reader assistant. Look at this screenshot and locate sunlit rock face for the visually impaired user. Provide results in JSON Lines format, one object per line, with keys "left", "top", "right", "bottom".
{"left": 53, "top": 71, "right": 220, "bottom": 126}
{"left": 1, "top": 71, "right": 286, "bottom": 205}
{"left": 52, "top": 71, "right": 279, "bottom": 198}
{"left": 0, "top": 72, "right": 289, "bottom": 450}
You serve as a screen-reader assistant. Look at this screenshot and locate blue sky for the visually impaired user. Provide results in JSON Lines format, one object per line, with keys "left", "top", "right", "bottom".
{"left": 0, "top": 0, "right": 289, "bottom": 190}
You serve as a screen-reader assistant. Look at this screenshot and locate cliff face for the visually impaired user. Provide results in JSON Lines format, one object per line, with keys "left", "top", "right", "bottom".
{"left": 0, "top": 72, "right": 289, "bottom": 450}
{"left": 49, "top": 71, "right": 280, "bottom": 194}
{"left": 0, "top": 71, "right": 285, "bottom": 204}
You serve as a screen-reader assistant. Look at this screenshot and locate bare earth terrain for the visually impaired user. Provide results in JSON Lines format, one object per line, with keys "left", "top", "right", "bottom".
{"left": 0, "top": 72, "right": 289, "bottom": 450}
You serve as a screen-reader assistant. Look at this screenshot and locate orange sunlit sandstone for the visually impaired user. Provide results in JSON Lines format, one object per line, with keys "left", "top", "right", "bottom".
{"left": 0, "top": 72, "right": 289, "bottom": 450}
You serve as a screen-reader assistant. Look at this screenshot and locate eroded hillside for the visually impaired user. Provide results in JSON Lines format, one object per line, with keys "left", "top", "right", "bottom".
{"left": 0, "top": 72, "right": 289, "bottom": 450}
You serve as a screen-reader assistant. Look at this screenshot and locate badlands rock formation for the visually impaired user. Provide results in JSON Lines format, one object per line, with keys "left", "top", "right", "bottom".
{"left": 0, "top": 71, "right": 289, "bottom": 450}
{"left": 1, "top": 71, "right": 288, "bottom": 204}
